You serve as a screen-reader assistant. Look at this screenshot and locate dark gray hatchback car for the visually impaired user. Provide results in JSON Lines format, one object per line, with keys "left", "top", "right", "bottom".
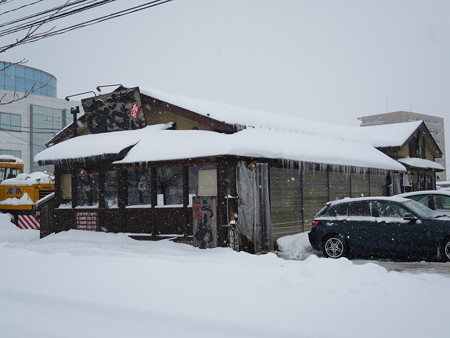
{"left": 308, "top": 196, "right": 450, "bottom": 260}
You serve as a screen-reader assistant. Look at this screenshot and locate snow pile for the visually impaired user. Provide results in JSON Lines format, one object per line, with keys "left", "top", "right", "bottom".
{"left": 276, "top": 232, "right": 314, "bottom": 260}
{"left": 0, "top": 192, "right": 34, "bottom": 205}
{"left": 0, "top": 214, "right": 39, "bottom": 241}
{"left": 1, "top": 172, "right": 54, "bottom": 186}
{"left": 0, "top": 216, "right": 449, "bottom": 338}
{"left": 0, "top": 154, "right": 23, "bottom": 163}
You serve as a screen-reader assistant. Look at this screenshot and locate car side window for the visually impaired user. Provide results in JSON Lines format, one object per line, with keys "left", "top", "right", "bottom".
{"left": 433, "top": 195, "right": 450, "bottom": 210}
{"left": 377, "top": 201, "right": 408, "bottom": 218}
{"left": 347, "top": 201, "right": 371, "bottom": 217}
{"left": 333, "top": 204, "right": 348, "bottom": 216}
{"left": 409, "top": 195, "right": 429, "bottom": 208}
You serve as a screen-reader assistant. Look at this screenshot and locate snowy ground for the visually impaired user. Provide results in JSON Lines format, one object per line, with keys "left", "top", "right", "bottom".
{"left": 1, "top": 213, "right": 449, "bottom": 338}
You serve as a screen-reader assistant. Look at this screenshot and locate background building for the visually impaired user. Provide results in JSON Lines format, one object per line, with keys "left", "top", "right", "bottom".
{"left": 358, "top": 111, "right": 446, "bottom": 181}
{"left": 0, "top": 62, "right": 80, "bottom": 172}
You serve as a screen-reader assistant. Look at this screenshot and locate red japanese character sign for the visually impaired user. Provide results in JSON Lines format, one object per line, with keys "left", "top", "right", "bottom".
{"left": 129, "top": 103, "right": 141, "bottom": 119}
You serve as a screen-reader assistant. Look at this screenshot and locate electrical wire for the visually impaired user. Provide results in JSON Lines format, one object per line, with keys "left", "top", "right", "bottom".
{"left": 0, "top": 0, "right": 45, "bottom": 18}
{"left": 0, "top": 0, "right": 171, "bottom": 38}
{"left": 0, "top": 1, "right": 118, "bottom": 36}
{"left": 26, "top": 0, "right": 173, "bottom": 44}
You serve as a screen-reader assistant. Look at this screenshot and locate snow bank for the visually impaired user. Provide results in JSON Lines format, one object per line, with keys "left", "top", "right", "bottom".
{"left": 0, "top": 216, "right": 449, "bottom": 338}
{"left": 0, "top": 213, "right": 39, "bottom": 241}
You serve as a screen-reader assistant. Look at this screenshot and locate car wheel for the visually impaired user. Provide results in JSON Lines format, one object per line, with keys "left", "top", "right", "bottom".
{"left": 440, "top": 238, "right": 450, "bottom": 261}
{"left": 322, "top": 235, "right": 347, "bottom": 258}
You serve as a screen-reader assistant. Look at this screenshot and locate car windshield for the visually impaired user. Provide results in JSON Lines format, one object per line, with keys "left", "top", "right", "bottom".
{"left": 403, "top": 199, "right": 439, "bottom": 218}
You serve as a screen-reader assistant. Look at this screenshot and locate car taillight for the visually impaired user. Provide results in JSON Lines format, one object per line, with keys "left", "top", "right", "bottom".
{"left": 312, "top": 220, "right": 320, "bottom": 228}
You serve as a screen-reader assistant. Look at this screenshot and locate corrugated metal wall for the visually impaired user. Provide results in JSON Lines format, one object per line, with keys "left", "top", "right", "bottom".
{"left": 269, "top": 164, "right": 389, "bottom": 238}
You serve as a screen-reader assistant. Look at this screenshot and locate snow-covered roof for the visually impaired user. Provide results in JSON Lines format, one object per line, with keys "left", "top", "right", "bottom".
{"left": 140, "top": 87, "right": 367, "bottom": 143}
{"left": 360, "top": 121, "right": 423, "bottom": 148}
{"left": 398, "top": 157, "right": 445, "bottom": 171}
{"left": 34, "top": 124, "right": 172, "bottom": 163}
{"left": 35, "top": 122, "right": 405, "bottom": 171}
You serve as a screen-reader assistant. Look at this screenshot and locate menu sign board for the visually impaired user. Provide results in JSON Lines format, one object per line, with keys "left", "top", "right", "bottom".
{"left": 75, "top": 211, "right": 99, "bottom": 231}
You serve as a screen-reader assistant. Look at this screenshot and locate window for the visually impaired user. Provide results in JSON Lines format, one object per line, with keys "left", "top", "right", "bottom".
{"left": 433, "top": 195, "right": 450, "bottom": 210}
{"left": 0, "top": 112, "right": 21, "bottom": 131}
{"left": 377, "top": 201, "right": 408, "bottom": 218}
{"left": 157, "top": 167, "right": 183, "bottom": 207}
{"left": 0, "top": 149, "right": 21, "bottom": 159}
{"left": 76, "top": 172, "right": 99, "bottom": 208}
{"left": 333, "top": 204, "right": 349, "bottom": 216}
{"left": 61, "top": 174, "right": 72, "bottom": 201}
{"left": 189, "top": 165, "right": 217, "bottom": 205}
{"left": 127, "top": 169, "right": 151, "bottom": 206}
{"left": 0, "top": 167, "right": 20, "bottom": 181}
{"left": 104, "top": 171, "right": 118, "bottom": 208}
{"left": 409, "top": 195, "right": 429, "bottom": 208}
{"left": 347, "top": 201, "right": 371, "bottom": 217}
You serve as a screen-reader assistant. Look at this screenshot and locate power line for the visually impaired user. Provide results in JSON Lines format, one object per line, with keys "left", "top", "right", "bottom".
{"left": 0, "top": 0, "right": 45, "bottom": 18}
{"left": 0, "top": 0, "right": 173, "bottom": 48}
{"left": 0, "top": 1, "right": 117, "bottom": 36}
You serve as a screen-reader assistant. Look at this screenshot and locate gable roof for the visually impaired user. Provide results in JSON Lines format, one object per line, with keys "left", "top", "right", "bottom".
{"left": 360, "top": 120, "right": 423, "bottom": 148}
{"left": 35, "top": 121, "right": 406, "bottom": 171}
{"left": 360, "top": 120, "right": 442, "bottom": 156}
{"left": 140, "top": 87, "right": 366, "bottom": 143}
{"left": 35, "top": 86, "right": 406, "bottom": 171}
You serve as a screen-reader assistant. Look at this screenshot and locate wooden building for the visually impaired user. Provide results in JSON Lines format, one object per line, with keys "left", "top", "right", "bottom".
{"left": 35, "top": 86, "right": 406, "bottom": 252}
{"left": 361, "top": 121, "right": 444, "bottom": 193}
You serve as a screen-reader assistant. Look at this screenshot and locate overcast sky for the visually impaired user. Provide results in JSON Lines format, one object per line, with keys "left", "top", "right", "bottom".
{"left": 2, "top": 0, "right": 450, "bottom": 176}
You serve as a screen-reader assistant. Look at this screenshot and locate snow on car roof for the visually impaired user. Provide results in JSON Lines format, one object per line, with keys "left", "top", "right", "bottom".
{"left": 397, "top": 190, "right": 450, "bottom": 197}
{"left": 327, "top": 195, "right": 411, "bottom": 206}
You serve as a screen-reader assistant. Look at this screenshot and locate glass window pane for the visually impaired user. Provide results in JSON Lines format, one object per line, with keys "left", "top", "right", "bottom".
{"left": 189, "top": 165, "right": 217, "bottom": 205}
{"left": 76, "top": 172, "right": 99, "bottom": 207}
{"left": 61, "top": 174, "right": 72, "bottom": 201}
{"left": 127, "top": 169, "right": 151, "bottom": 206}
{"left": 10, "top": 114, "right": 20, "bottom": 131}
{"left": 157, "top": 167, "right": 183, "bottom": 207}
{"left": 15, "top": 65, "right": 25, "bottom": 77}
{"left": 105, "top": 171, "right": 118, "bottom": 208}
{"left": 434, "top": 195, "right": 450, "bottom": 210}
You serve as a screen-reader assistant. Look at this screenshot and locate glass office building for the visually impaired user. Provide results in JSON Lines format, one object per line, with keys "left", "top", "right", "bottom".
{"left": 0, "top": 62, "right": 57, "bottom": 97}
{"left": 0, "top": 62, "right": 78, "bottom": 172}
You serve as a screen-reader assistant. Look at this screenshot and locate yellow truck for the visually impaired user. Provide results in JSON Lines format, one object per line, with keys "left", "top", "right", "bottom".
{"left": 0, "top": 155, "right": 24, "bottom": 182}
{"left": 0, "top": 156, "right": 54, "bottom": 229}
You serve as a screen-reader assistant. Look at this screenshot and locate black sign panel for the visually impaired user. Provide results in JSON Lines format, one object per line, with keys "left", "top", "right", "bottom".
{"left": 81, "top": 88, "right": 146, "bottom": 134}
